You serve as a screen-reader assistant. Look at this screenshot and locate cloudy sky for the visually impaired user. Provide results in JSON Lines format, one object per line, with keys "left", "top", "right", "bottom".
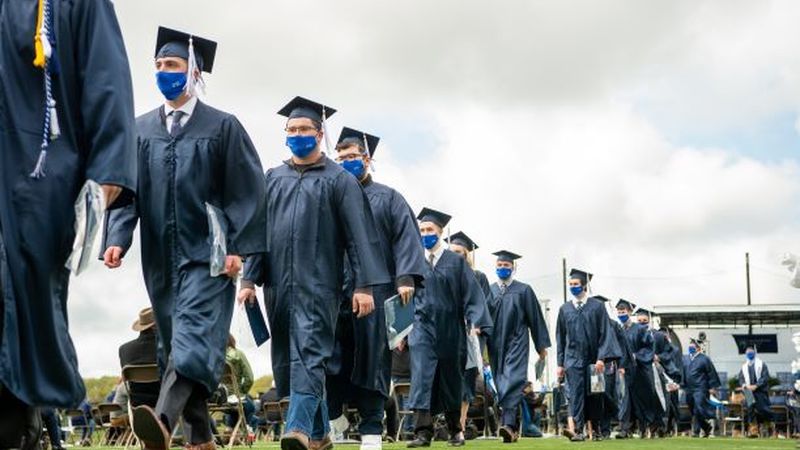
{"left": 69, "top": 0, "right": 800, "bottom": 378}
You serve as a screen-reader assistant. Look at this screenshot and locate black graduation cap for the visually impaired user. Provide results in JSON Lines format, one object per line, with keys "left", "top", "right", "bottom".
{"left": 689, "top": 338, "right": 700, "bottom": 346}
{"left": 337, "top": 127, "right": 380, "bottom": 157}
{"left": 493, "top": 250, "right": 522, "bottom": 263}
{"left": 594, "top": 295, "right": 611, "bottom": 303}
{"left": 446, "top": 231, "right": 478, "bottom": 251}
{"left": 615, "top": 299, "right": 636, "bottom": 311}
{"left": 569, "top": 268, "right": 593, "bottom": 285}
{"left": 417, "top": 207, "right": 451, "bottom": 229}
{"left": 635, "top": 306, "right": 654, "bottom": 316}
{"left": 278, "top": 96, "right": 337, "bottom": 125}
{"left": 155, "top": 26, "right": 217, "bottom": 73}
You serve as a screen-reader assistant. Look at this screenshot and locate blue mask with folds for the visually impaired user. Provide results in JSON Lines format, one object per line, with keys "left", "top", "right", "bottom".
{"left": 341, "top": 159, "right": 365, "bottom": 179}
{"left": 617, "top": 314, "right": 629, "bottom": 323}
{"left": 569, "top": 285, "right": 584, "bottom": 297}
{"left": 286, "top": 135, "right": 317, "bottom": 158}
{"left": 496, "top": 267, "right": 512, "bottom": 280}
{"left": 688, "top": 346, "right": 697, "bottom": 355}
{"left": 421, "top": 234, "right": 438, "bottom": 250}
{"left": 156, "top": 71, "right": 187, "bottom": 100}
{"left": 746, "top": 351, "right": 755, "bottom": 361}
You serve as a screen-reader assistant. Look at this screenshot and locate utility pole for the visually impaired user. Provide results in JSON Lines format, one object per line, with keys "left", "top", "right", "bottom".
{"left": 746, "top": 252, "right": 752, "bottom": 306}
{"left": 562, "top": 257, "right": 567, "bottom": 304}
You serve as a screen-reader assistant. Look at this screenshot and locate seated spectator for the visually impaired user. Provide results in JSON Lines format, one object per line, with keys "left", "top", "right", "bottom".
{"left": 119, "top": 307, "right": 160, "bottom": 408}
{"left": 70, "top": 399, "right": 95, "bottom": 447}
{"left": 223, "top": 334, "right": 257, "bottom": 431}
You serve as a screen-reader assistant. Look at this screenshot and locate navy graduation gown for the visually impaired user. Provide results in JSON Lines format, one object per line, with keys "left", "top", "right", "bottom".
{"left": 328, "top": 176, "right": 426, "bottom": 397}
{"left": 681, "top": 353, "right": 720, "bottom": 426}
{"left": 105, "top": 101, "right": 266, "bottom": 393}
{"left": 243, "top": 156, "right": 389, "bottom": 398}
{"left": 487, "top": 280, "right": 551, "bottom": 410}
{"left": 738, "top": 360, "right": 772, "bottom": 419}
{"left": 623, "top": 323, "right": 663, "bottom": 426}
{"left": 555, "top": 297, "right": 621, "bottom": 428}
{"left": 0, "top": 0, "right": 136, "bottom": 407}
{"left": 409, "top": 249, "right": 492, "bottom": 412}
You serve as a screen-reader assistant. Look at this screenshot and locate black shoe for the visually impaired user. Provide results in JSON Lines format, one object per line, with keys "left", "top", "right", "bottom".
{"left": 498, "top": 426, "right": 517, "bottom": 443}
{"left": 406, "top": 432, "right": 432, "bottom": 448}
{"left": 592, "top": 434, "right": 603, "bottom": 441}
{"left": 132, "top": 406, "right": 170, "bottom": 450}
{"left": 570, "top": 433, "right": 586, "bottom": 442}
{"left": 615, "top": 431, "right": 629, "bottom": 439}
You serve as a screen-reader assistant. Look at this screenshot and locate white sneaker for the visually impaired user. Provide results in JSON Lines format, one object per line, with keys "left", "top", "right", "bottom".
{"left": 360, "top": 434, "right": 382, "bottom": 450}
{"left": 329, "top": 415, "right": 349, "bottom": 442}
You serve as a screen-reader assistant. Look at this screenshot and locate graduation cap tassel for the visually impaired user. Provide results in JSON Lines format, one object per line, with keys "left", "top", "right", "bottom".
{"left": 185, "top": 37, "right": 205, "bottom": 98}
{"left": 321, "top": 107, "right": 333, "bottom": 153}
{"left": 30, "top": 0, "right": 60, "bottom": 179}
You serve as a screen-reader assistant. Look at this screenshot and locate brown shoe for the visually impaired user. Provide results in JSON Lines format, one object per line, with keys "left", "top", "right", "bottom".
{"left": 281, "top": 431, "right": 310, "bottom": 450}
{"left": 309, "top": 436, "right": 333, "bottom": 450}
{"left": 747, "top": 423, "right": 759, "bottom": 438}
{"left": 499, "top": 426, "right": 517, "bottom": 443}
{"left": 186, "top": 442, "right": 216, "bottom": 450}
{"left": 132, "top": 405, "right": 170, "bottom": 450}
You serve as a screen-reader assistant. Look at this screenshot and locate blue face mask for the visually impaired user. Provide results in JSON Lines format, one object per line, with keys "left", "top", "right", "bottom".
{"left": 746, "top": 351, "right": 755, "bottom": 361}
{"left": 688, "top": 346, "right": 697, "bottom": 355}
{"left": 156, "top": 71, "right": 187, "bottom": 100}
{"left": 617, "top": 314, "right": 629, "bottom": 323}
{"left": 496, "top": 267, "right": 512, "bottom": 280}
{"left": 286, "top": 135, "right": 318, "bottom": 158}
{"left": 569, "top": 285, "right": 584, "bottom": 297}
{"left": 421, "top": 234, "right": 438, "bottom": 250}
{"left": 341, "top": 159, "right": 365, "bottom": 179}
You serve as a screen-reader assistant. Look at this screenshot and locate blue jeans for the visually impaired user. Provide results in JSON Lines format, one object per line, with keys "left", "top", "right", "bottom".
{"left": 285, "top": 392, "right": 329, "bottom": 440}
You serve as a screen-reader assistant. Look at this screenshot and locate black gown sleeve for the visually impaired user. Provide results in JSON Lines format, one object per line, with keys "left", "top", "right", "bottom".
{"left": 522, "top": 285, "right": 551, "bottom": 353}
{"left": 388, "top": 189, "right": 425, "bottom": 285}
{"left": 335, "top": 173, "right": 390, "bottom": 289}
{"left": 556, "top": 308, "right": 566, "bottom": 367}
{"left": 73, "top": 0, "right": 136, "bottom": 208}
{"left": 103, "top": 202, "right": 138, "bottom": 257}
{"left": 220, "top": 116, "right": 266, "bottom": 256}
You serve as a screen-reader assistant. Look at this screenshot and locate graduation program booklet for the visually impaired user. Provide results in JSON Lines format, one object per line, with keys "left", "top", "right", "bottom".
{"left": 588, "top": 365, "right": 605, "bottom": 394}
{"left": 205, "top": 203, "right": 228, "bottom": 277}
{"left": 66, "top": 180, "right": 106, "bottom": 275}
{"left": 244, "top": 301, "right": 270, "bottom": 347}
{"left": 385, "top": 294, "right": 414, "bottom": 350}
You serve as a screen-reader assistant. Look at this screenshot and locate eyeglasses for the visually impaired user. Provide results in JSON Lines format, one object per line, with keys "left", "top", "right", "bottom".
{"left": 284, "top": 126, "right": 319, "bottom": 135}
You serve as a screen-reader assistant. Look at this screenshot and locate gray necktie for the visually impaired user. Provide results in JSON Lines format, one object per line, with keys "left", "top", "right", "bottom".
{"left": 170, "top": 110, "right": 185, "bottom": 137}
{"left": 428, "top": 253, "right": 435, "bottom": 268}
{"left": 500, "top": 283, "right": 507, "bottom": 294}
{"left": 576, "top": 300, "right": 583, "bottom": 310}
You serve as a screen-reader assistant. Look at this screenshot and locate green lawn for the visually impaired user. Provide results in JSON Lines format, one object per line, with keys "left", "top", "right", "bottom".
{"left": 91, "top": 437, "right": 797, "bottom": 450}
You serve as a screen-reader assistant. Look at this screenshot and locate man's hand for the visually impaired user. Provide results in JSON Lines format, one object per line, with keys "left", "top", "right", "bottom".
{"left": 748, "top": 384, "right": 757, "bottom": 391}
{"left": 618, "top": 368, "right": 626, "bottom": 376}
{"left": 469, "top": 327, "right": 480, "bottom": 337}
{"left": 237, "top": 287, "right": 256, "bottom": 306}
{"left": 595, "top": 360, "right": 605, "bottom": 374}
{"left": 709, "top": 388, "right": 718, "bottom": 397}
{"left": 352, "top": 288, "right": 375, "bottom": 318}
{"left": 556, "top": 366, "right": 565, "bottom": 379}
{"left": 654, "top": 354, "right": 660, "bottom": 363}
{"left": 224, "top": 255, "right": 242, "bottom": 278}
{"left": 398, "top": 286, "right": 415, "bottom": 305}
{"left": 538, "top": 349, "right": 547, "bottom": 361}
{"left": 103, "top": 246, "right": 124, "bottom": 268}
{"left": 100, "top": 184, "right": 122, "bottom": 207}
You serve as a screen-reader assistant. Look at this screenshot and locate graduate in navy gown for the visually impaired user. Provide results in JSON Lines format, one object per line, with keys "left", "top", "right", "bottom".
{"left": 630, "top": 307, "right": 666, "bottom": 438}
{"left": 326, "top": 127, "right": 426, "bottom": 450}
{"left": 407, "top": 208, "right": 492, "bottom": 448}
{"left": 613, "top": 299, "right": 641, "bottom": 439}
{"left": 593, "top": 296, "right": 632, "bottom": 440}
{"left": 446, "top": 231, "right": 492, "bottom": 435}
{"left": 487, "top": 250, "right": 550, "bottom": 443}
{"left": 556, "top": 269, "right": 621, "bottom": 442}
{"left": 239, "top": 97, "right": 389, "bottom": 450}
{"left": 0, "top": 0, "right": 136, "bottom": 444}
{"left": 737, "top": 346, "right": 774, "bottom": 437}
{"left": 681, "top": 339, "right": 720, "bottom": 438}
{"left": 103, "top": 27, "right": 266, "bottom": 450}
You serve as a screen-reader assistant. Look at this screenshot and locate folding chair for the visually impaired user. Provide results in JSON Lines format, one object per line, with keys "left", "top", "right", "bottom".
{"left": 208, "top": 362, "right": 249, "bottom": 448}
{"left": 63, "top": 408, "right": 92, "bottom": 446}
{"left": 121, "top": 364, "right": 160, "bottom": 449}
{"left": 393, "top": 382, "right": 413, "bottom": 441}
{"left": 723, "top": 394, "right": 745, "bottom": 437}
{"left": 261, "top": 402, "right": 283, "bottom": 442}
{"left": 97, "top": 403, "right": 129, "bottom": 446}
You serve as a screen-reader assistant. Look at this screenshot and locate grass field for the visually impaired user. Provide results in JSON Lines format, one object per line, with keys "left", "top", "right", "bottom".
{"left": 92, "top": 437, "right": 797, "bottom": 450}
